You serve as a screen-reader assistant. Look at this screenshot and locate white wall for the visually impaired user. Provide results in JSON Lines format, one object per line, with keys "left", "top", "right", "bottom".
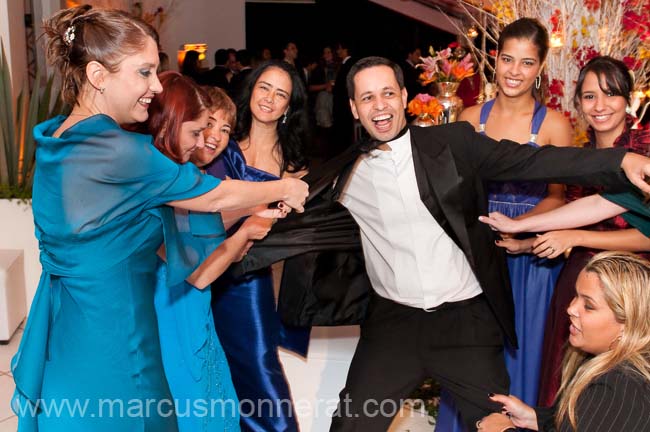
{"left": 0, "top": 0, "right": 28, "bottom": 98}
{"left": 160, "top": 0, "right": 246, "bottom": 70}
{"left": 31, "top": 0, "right": 247, "bottom": 71}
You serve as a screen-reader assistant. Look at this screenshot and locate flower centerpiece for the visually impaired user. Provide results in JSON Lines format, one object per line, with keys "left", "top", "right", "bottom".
{"left": 416, "top": 43, "right": 474, "bottom": 123}
{"left": 407, "top": 93, "right": 443, "bottom": 127}
{"left": 417, "top": 42, "right": 475, "bottom": 85}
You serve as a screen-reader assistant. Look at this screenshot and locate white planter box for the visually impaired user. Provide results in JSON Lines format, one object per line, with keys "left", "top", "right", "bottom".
{"left": 0, "top": 199, "right": 39, "bottom": 312}
{"left": 0, "top": 249, "right": 25, "bottom": 341}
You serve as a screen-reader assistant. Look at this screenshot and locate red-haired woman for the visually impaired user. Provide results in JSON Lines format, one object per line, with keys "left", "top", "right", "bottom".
{"left": 142, "top": 72, "right": 277, "bottom": 431}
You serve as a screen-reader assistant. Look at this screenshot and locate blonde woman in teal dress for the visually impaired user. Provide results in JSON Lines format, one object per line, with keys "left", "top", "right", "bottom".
{"left": 11, "top": 6, "right": 307, "bottom": 431}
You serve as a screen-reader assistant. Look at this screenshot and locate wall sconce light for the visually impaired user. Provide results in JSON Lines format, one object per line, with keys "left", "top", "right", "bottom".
{"left": 550, "top": 31, "right": 563, "bottom": 49}
{"left": 466, "top": 25, "right": 479, "bottom": 40}
{"left": 177, "top": 43, "right": 208, "bottom": 69}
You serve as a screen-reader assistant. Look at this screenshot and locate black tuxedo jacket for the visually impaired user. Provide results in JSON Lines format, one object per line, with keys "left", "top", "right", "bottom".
{"left": 234, "top": 122, "right": 631, "bottom": 346}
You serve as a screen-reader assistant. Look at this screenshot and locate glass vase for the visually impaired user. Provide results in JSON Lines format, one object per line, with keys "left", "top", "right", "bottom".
{"left": 435, "top": 81, "right": 463, "bottom": 124}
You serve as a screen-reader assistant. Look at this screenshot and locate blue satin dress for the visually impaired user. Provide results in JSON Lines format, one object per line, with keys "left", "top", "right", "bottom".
{"left": 12, "top": 115, "right": 222, "bottom": 431}
{"left": 437, "top": 100, "right": 564, "bottom": 431}
{"left": 154, "top": 207, "right": 240, "bottom": 431}
{"left": 206, "top": 140, "right": 310, "bottom": 432}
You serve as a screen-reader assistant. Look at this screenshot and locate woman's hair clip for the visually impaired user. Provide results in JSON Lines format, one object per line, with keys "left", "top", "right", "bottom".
{"left": 63, "top": 25, "right": 76, "bottom": 46}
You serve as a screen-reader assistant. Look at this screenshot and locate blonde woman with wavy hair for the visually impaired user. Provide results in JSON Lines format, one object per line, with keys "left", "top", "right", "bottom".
{"left": 477, "top": 251, "right": 650, "bottom": 431}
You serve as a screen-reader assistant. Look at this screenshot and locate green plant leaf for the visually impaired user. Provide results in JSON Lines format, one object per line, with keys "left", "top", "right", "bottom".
{"left": 0, "top": 41, "right": 15, "bottom": 185}
{"left": 21, "top": 72, "right": 42, "bottom": 188}
{"left": 0, "top": 38, "right": 66, "bottom": 196}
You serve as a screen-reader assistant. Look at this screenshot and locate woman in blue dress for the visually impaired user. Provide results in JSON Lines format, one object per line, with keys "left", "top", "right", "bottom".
{"left": 144, "top": 74, "right": 280, "bottom": 432}
{"left": 11, "top": 7, "right": 308, "bottom": 431}
{"left": 206, "top": 60, "right": 311, "bottom": 432}
{"left": 437, "top": 18, "right": 574, "bottom": 431}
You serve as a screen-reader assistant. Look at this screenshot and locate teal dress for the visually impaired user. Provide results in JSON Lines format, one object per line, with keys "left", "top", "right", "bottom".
{"left": 11, "top": 115, "right": 220, "bottom": 431}
{"left": 154, "top": 208, "right": 240, "bottom": 431}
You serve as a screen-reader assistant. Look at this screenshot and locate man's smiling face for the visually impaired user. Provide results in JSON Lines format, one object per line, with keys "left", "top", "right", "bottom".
{"left": 349, "top": 65, "right": 408, "bottom": 142}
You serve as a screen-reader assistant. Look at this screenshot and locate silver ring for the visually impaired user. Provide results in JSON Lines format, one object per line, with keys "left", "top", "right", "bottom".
{"left": 549, "top": 247, "right": 555, "bottom": 253}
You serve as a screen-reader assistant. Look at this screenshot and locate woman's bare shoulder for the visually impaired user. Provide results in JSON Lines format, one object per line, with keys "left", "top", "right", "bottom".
{"left": 458, "top": 104, "right": 482, "bottom": 129}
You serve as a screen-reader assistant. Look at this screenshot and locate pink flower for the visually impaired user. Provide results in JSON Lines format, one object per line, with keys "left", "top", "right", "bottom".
{"left": 417, "top": 46, "right": 474, "bottom": 84}
{"left": 441, "top": 59, "right": 453, "bottom": 76}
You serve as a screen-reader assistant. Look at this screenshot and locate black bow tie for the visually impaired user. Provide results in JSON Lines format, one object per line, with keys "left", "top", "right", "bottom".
{"left": 356, "top": 125, "right": 409, "bottom": 153}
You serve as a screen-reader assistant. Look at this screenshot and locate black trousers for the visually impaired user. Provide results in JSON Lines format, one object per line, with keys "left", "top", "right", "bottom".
{"left": 330, "top": 293, "right": 509, "bottom": 431}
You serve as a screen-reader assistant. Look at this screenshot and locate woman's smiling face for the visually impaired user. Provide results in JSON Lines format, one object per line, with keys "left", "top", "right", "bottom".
{"left": 249, "top": 66, "right": 292, "bottom": 124}
{"left": 177, "top": 109, "right": 209, "bottom": 163}
{"left": 190, "top": 109, "right": 233, "bottom": 168}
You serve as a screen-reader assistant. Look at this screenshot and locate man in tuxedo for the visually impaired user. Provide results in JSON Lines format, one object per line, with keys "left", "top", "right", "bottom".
{"left": 235, "top": 57, "right": 650, "bottom": 431}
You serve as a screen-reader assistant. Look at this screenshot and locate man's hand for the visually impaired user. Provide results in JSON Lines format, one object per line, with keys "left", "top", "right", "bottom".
{"left": 621, "top": 152, "right": 650, "bottom": 194}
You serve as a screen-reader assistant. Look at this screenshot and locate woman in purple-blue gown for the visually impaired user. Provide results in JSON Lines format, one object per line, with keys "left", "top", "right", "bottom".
{"left": 436, "top": 18, "right": 573, "bottom": 431}
{"left": 207, "top": 60, "right": 311, "bottom": 432}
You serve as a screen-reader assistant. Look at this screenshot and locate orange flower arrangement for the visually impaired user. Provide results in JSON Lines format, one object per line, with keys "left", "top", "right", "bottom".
{"left": 417, "top": 43, "right": 475, "bottom": 84}
{"left": 407, "top": 93, "right": 443, "bottom": 118}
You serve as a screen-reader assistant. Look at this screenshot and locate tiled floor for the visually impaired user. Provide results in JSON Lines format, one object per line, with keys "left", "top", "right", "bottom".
{"left": 0, "top": 325, "right": 434, "bottom": 431}
{"left": 0, "top": 325, "right": 21, "bottom": 432}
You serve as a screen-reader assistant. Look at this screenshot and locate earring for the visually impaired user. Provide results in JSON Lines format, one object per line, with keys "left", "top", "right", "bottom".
{"left": 534, "top": 75, "right": 541, "bottom": 90}
{"left": 99, "top": 87, "right": 105, "bottom": 94}
{"left": 281, "top": 112, "right": 288, "bottom": 124}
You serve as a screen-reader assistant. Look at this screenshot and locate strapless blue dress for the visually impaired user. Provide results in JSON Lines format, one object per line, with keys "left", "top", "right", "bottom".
{"left": 206, "top": 140, "right": 310, "bottom": 432}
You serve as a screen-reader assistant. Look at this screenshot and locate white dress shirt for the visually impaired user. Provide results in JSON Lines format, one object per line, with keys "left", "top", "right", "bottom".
{"left": 338, "top": 130, "right": 482, "bottom": 309}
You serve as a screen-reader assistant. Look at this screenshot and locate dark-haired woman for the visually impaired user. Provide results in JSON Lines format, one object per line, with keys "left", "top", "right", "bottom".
{"left": 536, "top": 56, "right": 650, "bottom": 406}
{"left": 11, "top": 7, "right": 307, "bottom": 431}
{"left": 206, "top": 60, "right": 310, "bottom": 432}
{"left": 438, "top": 18, "right": 574, "bottom": 430}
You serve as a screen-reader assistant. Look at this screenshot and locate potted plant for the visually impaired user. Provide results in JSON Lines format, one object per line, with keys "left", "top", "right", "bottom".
{"left": 0, "top": 42, "right": 65, "bottom": 199}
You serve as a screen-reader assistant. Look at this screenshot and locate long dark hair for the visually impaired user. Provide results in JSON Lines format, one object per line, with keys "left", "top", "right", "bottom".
{"left": 574, "top": 56, "right": 633, "bottom": 110}
{"left": 233, "top": 60, "right": 308, "bottom": 172}
{"left": 497, "top": 17, "right": 549, "bottom": 103}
